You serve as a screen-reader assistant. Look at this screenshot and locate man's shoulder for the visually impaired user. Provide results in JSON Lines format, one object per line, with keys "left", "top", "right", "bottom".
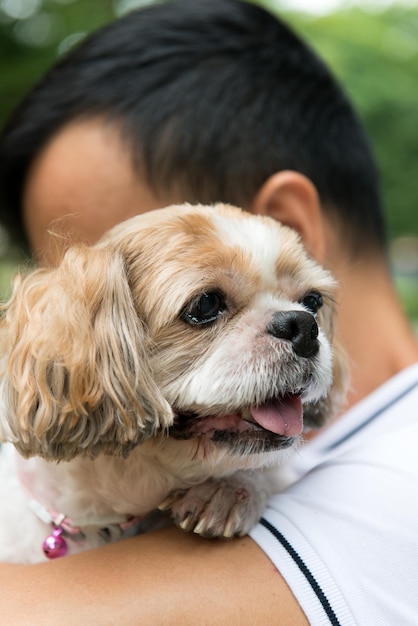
{"left": 250, "top": 364, "right": 418, "bottom": 626}
{"left": 298, "top": 362, "right": 418, "bottom": 472}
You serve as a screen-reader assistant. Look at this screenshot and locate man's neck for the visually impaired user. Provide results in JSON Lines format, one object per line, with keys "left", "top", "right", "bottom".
{"left": 335, "top": 257, "right": 418, "bottom": 412}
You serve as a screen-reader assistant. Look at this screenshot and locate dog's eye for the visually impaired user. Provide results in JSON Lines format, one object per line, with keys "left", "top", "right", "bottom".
{"left": 300, "top": 291, "right": 323, "bottom": 315}
{"left": 182, "top": 292, "right": 226, "bottom": 326}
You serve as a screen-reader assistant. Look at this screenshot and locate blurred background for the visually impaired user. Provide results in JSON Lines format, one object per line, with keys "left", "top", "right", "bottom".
{"left": 0, "top": 0, "right": 417, "bottom": 327}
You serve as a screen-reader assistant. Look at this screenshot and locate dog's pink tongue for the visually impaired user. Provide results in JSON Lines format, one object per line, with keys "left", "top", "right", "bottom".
{"left": 251, "top": 395, "right": 303, "bottom": 436}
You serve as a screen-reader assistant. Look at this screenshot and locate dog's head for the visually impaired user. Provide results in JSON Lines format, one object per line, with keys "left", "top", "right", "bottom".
{"left": 0, "top": 203, "right": 346, "bottom": 461}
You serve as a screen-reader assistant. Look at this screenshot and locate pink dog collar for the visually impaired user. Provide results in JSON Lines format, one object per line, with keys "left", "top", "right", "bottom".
{"left": 28, "top": 499, "right": 86, "bottom": 559}
{"left": 28, "top": 498, "right": 143, "bottom": 559}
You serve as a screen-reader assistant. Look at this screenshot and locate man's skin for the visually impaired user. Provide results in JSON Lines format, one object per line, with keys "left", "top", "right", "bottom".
{"left": 0, "top": 529, "right": 307, "bottom": 626}
{"left": 0, "top": 118, "right": 417, "bottom": 624}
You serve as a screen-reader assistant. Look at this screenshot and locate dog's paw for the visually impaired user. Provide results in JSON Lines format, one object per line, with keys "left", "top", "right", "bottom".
{"left": 158, "top": 475, "right": 264, "bottom": 538}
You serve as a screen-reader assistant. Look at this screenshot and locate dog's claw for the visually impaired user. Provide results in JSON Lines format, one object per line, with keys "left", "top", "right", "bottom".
{"left": 161, "top": 476, "right": 264, "bottom": 539}
{"left": 158, "top": 493, "right": 178, "bottom": 511}
{"left": 179, "top": 515, "right": 195, "bottom": 531}
{"left": 193, "top": 518, "right": 208, "bottom": 535}
{"left": 223, "top": 521, "right": 235, "bottom": 539}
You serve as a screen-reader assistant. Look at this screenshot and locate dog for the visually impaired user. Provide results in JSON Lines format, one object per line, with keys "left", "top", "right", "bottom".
{"left": 0, "top": 203, "right": 346, "bottom": 563}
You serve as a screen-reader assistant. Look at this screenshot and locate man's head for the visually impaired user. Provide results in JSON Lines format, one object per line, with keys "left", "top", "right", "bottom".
{"left": 0, "top": 0, "right": 385, "bottom": 263}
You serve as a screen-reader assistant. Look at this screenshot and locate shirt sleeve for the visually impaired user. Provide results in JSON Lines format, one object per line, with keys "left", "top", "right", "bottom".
{"left": 250, "top": 422, "right": 418, "bottom": 625}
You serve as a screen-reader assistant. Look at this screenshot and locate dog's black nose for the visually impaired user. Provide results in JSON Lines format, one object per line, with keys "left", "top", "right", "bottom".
{"left": 267, "top": 310, "right": 319, "bottom": 358}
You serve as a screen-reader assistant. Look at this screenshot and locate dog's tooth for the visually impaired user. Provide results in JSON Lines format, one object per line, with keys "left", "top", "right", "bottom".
{"left": 241, "top": 407, "right": 252, "bottom": 420}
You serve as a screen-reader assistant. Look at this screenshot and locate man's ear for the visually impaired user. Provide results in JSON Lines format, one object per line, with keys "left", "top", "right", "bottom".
{"left": 250, "top": 171, "right": 326, "bottom": 263}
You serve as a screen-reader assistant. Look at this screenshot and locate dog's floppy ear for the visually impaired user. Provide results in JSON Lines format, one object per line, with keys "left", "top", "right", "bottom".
{"left": 0, "top": 245, "right": 173, "bottom": 461}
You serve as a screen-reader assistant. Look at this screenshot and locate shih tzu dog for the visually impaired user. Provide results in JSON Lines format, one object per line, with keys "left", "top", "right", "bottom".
{"left": 0, "top": 203, "right": 346, "bottom": 563}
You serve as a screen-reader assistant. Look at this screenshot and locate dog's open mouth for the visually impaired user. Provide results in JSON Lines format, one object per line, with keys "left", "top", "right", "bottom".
{"left": 169, "top": 393, "right": 303, "bottom": 453}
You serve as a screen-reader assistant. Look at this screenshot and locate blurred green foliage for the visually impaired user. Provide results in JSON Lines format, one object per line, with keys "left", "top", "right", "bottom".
{"left": 0, "top": 0, "right": 115, "bottom": 124}
{"left": 282, "top": 5, "right": 418, "bottom": 244}
{"left": 0, "top": 0, "right": 417, "bottom": 316}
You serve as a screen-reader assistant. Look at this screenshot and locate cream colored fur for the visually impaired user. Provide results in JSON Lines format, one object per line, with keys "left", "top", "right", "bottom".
{"left": 0, "top": 204, "right": 346, "bottom": 563}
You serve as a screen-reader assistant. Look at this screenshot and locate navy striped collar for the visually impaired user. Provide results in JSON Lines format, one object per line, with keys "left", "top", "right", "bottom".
{"left": 324, "top": 378, "right": 418, "bottom": 451}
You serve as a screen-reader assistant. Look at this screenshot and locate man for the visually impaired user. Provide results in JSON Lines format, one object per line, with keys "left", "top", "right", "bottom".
{"left": 0, "top": 1, "right": 417, "bottom": 623}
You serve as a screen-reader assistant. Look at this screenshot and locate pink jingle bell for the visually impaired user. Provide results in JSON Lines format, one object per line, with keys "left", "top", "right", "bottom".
{"left": 42, "top": 527, "right": 68, "bottom": 559}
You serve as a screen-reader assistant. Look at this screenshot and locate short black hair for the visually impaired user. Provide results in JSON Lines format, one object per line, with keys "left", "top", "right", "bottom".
{"left": 0, "top": 0, "right": 385, "bottom": 256}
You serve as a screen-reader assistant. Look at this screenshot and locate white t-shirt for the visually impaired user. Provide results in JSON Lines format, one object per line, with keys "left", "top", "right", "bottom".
{"left": 250, "top": 363, "right": 418, "bottom": 625}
